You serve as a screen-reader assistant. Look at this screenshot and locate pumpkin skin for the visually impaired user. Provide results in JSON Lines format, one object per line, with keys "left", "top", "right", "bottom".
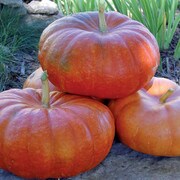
{"left": 38, "top": 11, "right": 160, "bottom": 99}
{"left": 109, "top": 77, "right": 180, "bottom": 156}
{"left": 143, "top": 77, "right": 178, "bottom": 95}
{"left": 23, "top": 67, "right": 104, "bottom": 103}
{"left": 0, "top": 88, "right": 115, "bottom": 178}
{"left": 23, "top": 67, "right": 60, "bottom": 91}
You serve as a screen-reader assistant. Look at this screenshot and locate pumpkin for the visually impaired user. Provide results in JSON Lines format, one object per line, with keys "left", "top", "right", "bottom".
{"left": 38, "top": 2, "right": 160, "bottom": 99}
{"left": 23, "top": 67, "right": 104, "bottom": 103}
{"left": 109, "top": 77, "right": 180, "bottom": 156}
{"left": 23, "top": 67, "right": 60, "bottom": 91}
{"left": 0, "top": 72, "right": 115, "bottom": 179}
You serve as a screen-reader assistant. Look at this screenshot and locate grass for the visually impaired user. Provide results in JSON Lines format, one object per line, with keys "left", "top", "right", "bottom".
{"left": 0, "top": 6, "right": 43, "bottom": 91}
{"left": 54, "top": 0, "right": 180, "bottom": 51}
{"left": 54, "top": 0, "right": 108, "bottom": 15}
{"left": 105, "top": 0, "right": 180, "bottom": 50}
{"left": 174, "top": 40, "right": 180, "bottom": 60}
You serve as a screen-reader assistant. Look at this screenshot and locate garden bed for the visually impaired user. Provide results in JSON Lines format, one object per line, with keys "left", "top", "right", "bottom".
{"left": 0, "top": 1, "right": 180, "bottom": 179}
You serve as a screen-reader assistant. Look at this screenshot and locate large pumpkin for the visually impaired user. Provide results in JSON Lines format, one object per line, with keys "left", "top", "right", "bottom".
{"left": 23, "top": 67, "right": 104, "bottom": 103}
{"left": 38, "top": 5, "right": 160, "bottom": 99}
{"left": 0, "top": 73, "right": 115, "bottom": 179}
{"left": 109, "top": 77, "right": 180, "bottom": 156}
{"left": 23, "top": 67, "right": 60, "bottom": 91}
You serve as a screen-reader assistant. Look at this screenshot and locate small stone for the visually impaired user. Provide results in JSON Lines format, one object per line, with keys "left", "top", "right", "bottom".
{"left": 25, "top": 0, "right": 59, "bottom": 15}
{"left": 21, "top": 13, "right": 63, "bottom": 30}
{"left": 1, "top": 4, "right": 27, "bottom": 16}
{"left": 16, "top": 5, "right": 27, "bottom": 15}
{"left": 0, "top": 0, "right": 23, "bottom": 7}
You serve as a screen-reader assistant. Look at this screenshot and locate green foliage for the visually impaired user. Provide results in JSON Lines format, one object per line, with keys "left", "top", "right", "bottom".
{"left": 54, "top": 0, "right": 109, "bottom": 15}
{"left": 0, "top": 7, "right": 41, "bottom": 57}
{"left": 0, "top": 7, "right": 43, "bottom": 91}
{"left": 105, "top": 0, "right": 180, "bottom": 50}
{"left": 0, "top": 8, "right": 18, "bottom": 90}
{"left": 54, "top": 0, "right": 73, "bottom": 15}
{"left": 55, "top": 0, "right": 179, "bottom": 51}
{"left": 174, "top": 40, "right": 180, "bottom": 61}
{"left": 105, "top": 0, "right": 128, "bottom": 15}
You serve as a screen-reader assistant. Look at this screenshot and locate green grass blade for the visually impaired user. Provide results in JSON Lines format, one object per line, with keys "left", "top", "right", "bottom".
{"left": 164, "top": 14, "right": 180, "bottom": 49}
{"left": 54, "top": 0, "right": 63, "bottom": 14}
{"left": 120, "top": 0, "right": 128, "bottom": 15}
{"left": 174, "top": 40, "right": 180, "bottom": 61}
{"left": 105, "top": 0, "right": 116, "bottom": 11}
{"left": 125, "top": 0, "right": 145, "bottom": 23}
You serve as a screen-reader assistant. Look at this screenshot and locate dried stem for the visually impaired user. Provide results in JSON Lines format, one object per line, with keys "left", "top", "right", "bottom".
{"left": 159, "top": 88, "right": 174, "bottom": 103}
{"left": 41, "top": 70, "right": 50, "bottom": 108}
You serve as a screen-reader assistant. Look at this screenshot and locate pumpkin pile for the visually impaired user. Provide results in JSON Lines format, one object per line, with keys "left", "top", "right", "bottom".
{"left": 0, "top": 0, "right": 179, "bottom": 179}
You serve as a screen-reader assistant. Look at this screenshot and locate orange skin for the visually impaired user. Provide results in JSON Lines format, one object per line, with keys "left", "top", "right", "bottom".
{"left": 23, "top": 67, "right": 103, "bottom": 103}
{"left": 143, "top": 77, "right": 178, "bottom": 96}
{"left": 0, "top": 88, "right": 115, "bottom": 178}
{"left": 23, "top": 67, "right": 60, "bottom": 91}
{"left": 109, "top": 77, "right": 180, "bottom": 156}
{"left": 38, "top": 11, "right": 160, "bottom": 99}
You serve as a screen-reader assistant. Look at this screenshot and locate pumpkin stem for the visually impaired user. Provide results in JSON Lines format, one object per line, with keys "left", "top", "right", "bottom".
{"left": 41, "top": 71, "right": 50, "bottom": 108}
{"left": 98, "top": 0, "right": 107, "bottom": 33}
{"left": 159, "top": 88, "right": 174, "bottom": 103}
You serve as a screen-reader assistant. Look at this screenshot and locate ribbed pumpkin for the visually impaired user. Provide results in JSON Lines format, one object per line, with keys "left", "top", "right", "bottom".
{"left": 109, "top": 77, "right": 180, "bottom": 156}
{"left": 23, "top": 67, "right": 60, "bottom": 91}
{"left": 23, "top": 67, "right": 104, "bottom": 103}
{"left": 0, "top": 72, "right": 115, "bottom": 179}
{"left": 38, "top": 3, "right": 160, "bottom": 99}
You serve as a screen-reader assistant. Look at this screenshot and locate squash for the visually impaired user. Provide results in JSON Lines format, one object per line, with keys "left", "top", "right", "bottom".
{"left": 0, "top": 72, "right": 115, "bottom": 179}
{"left": 23, "top": 67, "right": 104, "bottom": 103}
{"left": 38, "top": 1, "right": 160, "bottom": 99}
{"left": 23, "top": 67, "right": 60, "bottom": 91}
{"left": 109, "top": 77, "right": 180, "bottom": 156}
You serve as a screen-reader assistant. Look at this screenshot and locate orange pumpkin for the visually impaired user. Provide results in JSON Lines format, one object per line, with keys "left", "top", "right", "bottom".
{"left": 109, "top": 77, "right": 180, "bottom": 156}
{"left": 23, "top": 67, "right": 60, "bottom": 91}
{"left": 0, "top": 72, "right": 115, "bottom": 179}
{"left": 23, "top": 67, "right": 104, "bottom": 103}
{"left": 38, "top": 4, "right": 159, "bottom": 99}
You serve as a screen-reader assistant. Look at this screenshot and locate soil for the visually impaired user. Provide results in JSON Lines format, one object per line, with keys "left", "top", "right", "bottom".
{"left": 4, "top": 50, "right": 39, "bottom": 90}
